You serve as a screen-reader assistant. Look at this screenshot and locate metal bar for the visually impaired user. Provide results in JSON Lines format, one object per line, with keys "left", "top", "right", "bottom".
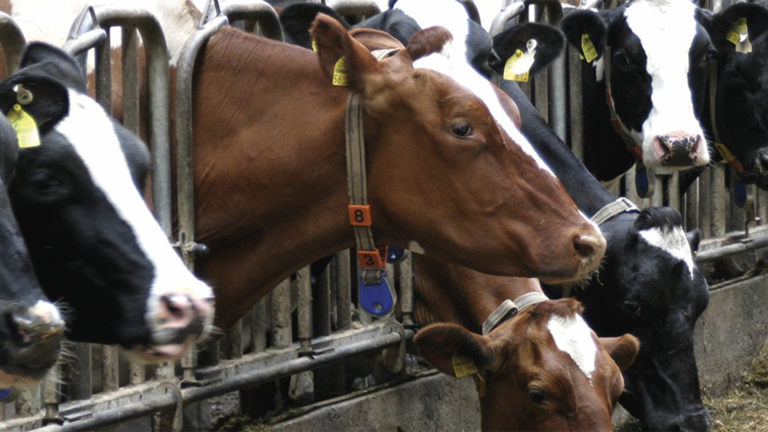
{"left": 68, "top": 344, "right": 92, "bottom": 401}
{"left": 297, "top": 266, "right": 312, "bottom": 353}
{"left": 0, "top": 12, "right": 26, "bottom": 75}
{"left": 271, "top": 279, "right": 292, "bottom": 349}
{"left": 94, "top": 30, "right": 112, "bottom": 113}
{"left": 102, "top": 346, "right": 119, "bottom": 393}
{"left": 700, "top": 169, "right": 712, "bottom": 238}
{"left": 34, "top": 330, "right": 410, "bottom": 432}
{"left": 489, "top": 0, "right": 525, "bottom": 36}
{"left": 337, "top": 250, "right": 352, "bottom": 331}
{"left": 568, "top": 47, "right": 583, "bottom": 160}
{"left": 696, "top": 235, "right": 768, "bottom": 262}
{"left": 651, "top": 176, "right": 664, "bottom": 207}
{"left": 251, "top": 297, "right": 268, "bottom": 352}
{"left": 221, "top": 0, "right": 284, "bottom": 41}
{"left": 669, "top": 171, "right": 680, "bottom": 211}
{"left": 315, "top": 260, "right": 332, "bottom": 337}
{"left": 398, "top": 252, "right": 414, "bottom": 327}
{"left": 121, "top": 26, "right": 140, "bottom": 135}
{"left": 326, "top": 0, "right": 381, "bottom": 19}
{"left": 176, "top": 14, "right": 229, "bottom": 269}
{"left": 712, "top": 164, "right": 727, "bottom": 237}
{"left": 225, "top": 319, "right": 243, "bottom": 359}
{"left": 42, "top": 365, "right": 60, "bottom": 425}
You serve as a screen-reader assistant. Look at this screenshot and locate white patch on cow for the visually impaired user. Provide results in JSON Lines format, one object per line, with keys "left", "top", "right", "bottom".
{"left": 594, "top": 56, "right": 605, "bottom": 82}
{"left": 639, "top": 226, "right": 695, "bottom": 278}
{"left": 29, "top": 300, "right": 64, "bottom": 327}
{"left": 396, "top": 0, "right": 555, "bottom": 176}
{"left": 9, "top": 0, "right": 198, "bottom": 67}
{"left": 623, "top": 0, "right": 708, "bottom": 167}
{"left": 547, "top": 314, "right": 597, "bottom": 382}
{"left": 54, "top": 91, "right": 213, "bottom": 338}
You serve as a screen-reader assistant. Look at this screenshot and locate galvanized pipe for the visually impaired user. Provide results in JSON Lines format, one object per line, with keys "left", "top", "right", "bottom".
{"left": 398, "top": 252, "right": 414, "bottom": 328}
{"left": 298, "top": 266, "right": 312, "bottom": 354}
{"left": 0, "top": 12, "right": 26, "bottom": 75}
{"left": 568, "top": 47, "right": 584, "bottom": 160}
{"left": 101, "top": 346, "right": 119, "bottom": 393}
{"left": 221, "top": 0, "right": 284, "bottom": 41}
{"left": 121, "top": 26, "right": 140, "bottom": 135}
{"left": 68, "top": 344, "right": 92, "bottom": 401}
{"left": 696, "top": 235, "right": 768, "bottom": 263}
{"left": 489, "top": 0, "right": 525, "bottom": 36}
{"left": 272, "top": 279, "right": 293, "bottom": 349}
{"left": 34, "top": 330, "right": 410, "bottom": 432}
{"left": 326, "top": 0, "right": 381, "bottom": 19}
{"left": 337, "top": 250, "right": 352, "bottom": 331}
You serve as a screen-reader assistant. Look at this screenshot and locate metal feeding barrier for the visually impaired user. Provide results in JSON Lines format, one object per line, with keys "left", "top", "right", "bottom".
{"left": 0, "top": 0, "right": 766, "bottom": 430}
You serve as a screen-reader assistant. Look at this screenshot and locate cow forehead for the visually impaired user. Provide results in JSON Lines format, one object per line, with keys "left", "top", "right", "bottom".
{"left": 397, "top": 0, "right": 554, "bottom": 175}
{"left": 546, "top": 314, "right": 597, "bottom": 382}
{"left": 638, "top": 226, "right": 694, "bottom": 278}
{"left": 624, "top": 0, "right": 698, "bottom": 73}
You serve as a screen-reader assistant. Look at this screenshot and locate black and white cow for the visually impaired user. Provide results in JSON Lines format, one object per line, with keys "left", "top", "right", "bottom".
{"left": 0, "top": 43, "right": 215, "bottom": 362}
{"left": 503, "top": 80, "right": 711, "bottom": 431}
{"left": 0, "top": 112, "right": 64, "bottom": 388}
{"left": 561, "top": 0, "right": 712, "bottom": 182}
{"left": 697, "top": 2, "right": 768, "bottom": 189}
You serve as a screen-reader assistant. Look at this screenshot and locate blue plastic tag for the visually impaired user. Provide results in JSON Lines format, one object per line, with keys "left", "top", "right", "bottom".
{"left": 733, "top": 180, "right": 747, "bottom": 208}
{"left": 386, "top": 246, "right": 406, "bottom": 264}
{"left": 0, "top": 389, "right": 11, "bottom": 400}
{"left": 635, "top": 162, "right": 655, "bottom": 198}
{"left": 359, "top": 272, "right": 396, "bottom": 316}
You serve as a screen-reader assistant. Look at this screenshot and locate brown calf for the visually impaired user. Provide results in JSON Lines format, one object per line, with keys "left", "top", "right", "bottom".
{"left": 413, "top": 254, "right": 639, "bottom": 431}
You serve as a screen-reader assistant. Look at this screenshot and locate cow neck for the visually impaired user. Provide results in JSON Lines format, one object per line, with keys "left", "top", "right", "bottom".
{"left": 481, "top": 292, "right": 548, "bottom": 335}
{"left": 604, "top": 46, "right": 644, "bottom": 161}
{"left": 507, "top": 81, "right": 616, "bottom": 216}
{"left": 708, "top": 61, "right": 743, "bottom": 173}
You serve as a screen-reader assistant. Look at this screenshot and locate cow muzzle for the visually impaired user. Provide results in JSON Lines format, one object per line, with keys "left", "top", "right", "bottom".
{"left": 0, "top": 301, "right": 64, "bottom": 385}
{"left": 653, "top": 133, "right": 703, "bottom": 167}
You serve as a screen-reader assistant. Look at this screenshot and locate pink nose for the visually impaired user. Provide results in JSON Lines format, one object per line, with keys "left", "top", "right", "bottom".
{"left": 653, "top": 133, "right": 702, "bottom": 166}
{"left": 153, "top": 294, "right": 214, "bottom": 345}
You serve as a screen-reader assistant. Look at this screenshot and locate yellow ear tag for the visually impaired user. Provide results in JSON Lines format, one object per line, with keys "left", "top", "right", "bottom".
{"left": 452, "top": 353, "right": 479, "bottom": 378}
{"left": 503, "top": 39, "right": 537, "bottom": 82}
{"left": 581, "top": 33, "right": 598, "bottom": 63}
{"left": 311, "top": 39, "right": 318, "bottom": 53}
{"left": 7, "top": 104, "right": 40, "bottom": 149}
{"left": 332, "top": 56, "right": 348, "bottom": 87}
{"left": 726, "top": 17, "right": 747, "bottom": 45}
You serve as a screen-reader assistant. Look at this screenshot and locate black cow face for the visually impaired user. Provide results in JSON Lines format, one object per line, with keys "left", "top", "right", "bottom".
{"left": 577, "top": 208, "right": 710, "bottom": 432}
{"left": 0, "top": 113, "right": 64, "bottom": 388}
{"left": 562, "top": 1, "right": 712, "bottom": 171}
{"left": 701, "top": 3, "right": 768, "bottom": 189}
{"left": 0, "top": 43, "right": 214, "bottom": 363}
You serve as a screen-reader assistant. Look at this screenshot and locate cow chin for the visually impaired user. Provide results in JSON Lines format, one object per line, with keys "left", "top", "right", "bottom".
{"left": 125, "top": 339, "right": 196, "bottom": 364}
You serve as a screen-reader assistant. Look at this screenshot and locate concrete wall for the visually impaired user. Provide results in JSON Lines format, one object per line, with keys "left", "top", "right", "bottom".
{"left": 254, "top": 274, "right": 768, "bottom": 430}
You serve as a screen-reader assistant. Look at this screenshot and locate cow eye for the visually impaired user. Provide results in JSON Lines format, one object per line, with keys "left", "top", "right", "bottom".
{"left": 451, "top": 122, "right": 474, "bottom": 138}
{"left": 623, "top": 300, "right": 641, "bottom": 315}
{"left": 613, "top": 50, "right": 631, "bottom": 67}
{"left": 528, "top": 387, "right": 547, "bottom": 404}
{"left": 28, "top": 167, "right": 70, "bottom": 200}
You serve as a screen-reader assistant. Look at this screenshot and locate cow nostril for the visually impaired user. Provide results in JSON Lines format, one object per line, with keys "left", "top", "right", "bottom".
{"left": 573, "top": 235, "right": 598, "bottom": 259}
{"left": 161, "top": 295, "right": 192, "bottom": 320}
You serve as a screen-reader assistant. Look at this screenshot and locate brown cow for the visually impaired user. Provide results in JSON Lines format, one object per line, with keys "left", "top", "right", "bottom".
{"left": 413, "top": 254, "right": 640, "bottom": 431}
{"left": 189, "top": 16, "right": 605, "bottom": 331}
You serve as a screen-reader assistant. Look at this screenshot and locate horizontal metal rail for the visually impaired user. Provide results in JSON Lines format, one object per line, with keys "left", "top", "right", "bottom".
{"left": 14, "top": 323, "right": 407, "bottom": 432}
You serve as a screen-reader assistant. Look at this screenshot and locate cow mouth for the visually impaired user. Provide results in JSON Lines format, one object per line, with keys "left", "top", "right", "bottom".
{"left": 128, "top": 339, "right": 194, "bottom": 363}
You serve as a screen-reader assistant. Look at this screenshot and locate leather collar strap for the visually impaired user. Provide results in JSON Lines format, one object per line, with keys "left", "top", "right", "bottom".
{"left": 345, "top": 93, "right": 388, "bottom": 285}
{"left": 708, "top": 61, "right": 743, "bottom": 173}
{"left": 591, "top": 197, "right": 639, "bottom": 225}
{"left": 603, "top": 46, "right": 643, "bottom": 161}
{"left": 481, "top": 292, "right": 549, "bottom": 335}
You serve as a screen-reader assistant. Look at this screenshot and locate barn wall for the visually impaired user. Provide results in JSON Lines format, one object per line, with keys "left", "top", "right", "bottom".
{"left": 695, "top": 273, "right": 768, "bottom": 396}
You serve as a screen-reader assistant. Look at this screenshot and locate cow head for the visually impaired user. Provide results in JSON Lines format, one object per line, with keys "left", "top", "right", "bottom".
{"left": 311, "top": 15, "right": 605, "bottom": 282}
{"left": 0, "top": 43, "right": 214, "bottom": 362}
{"left": 562, "top": 0, "right": 712, "bottom": 170}
{"left": 575, "top": 207, "right": 710, "bottom": 431}
{"left": 490, "top": 22, "right": 566, "bottom": 79}
{"left": 0, "top": 113, "right": 64, "bottom": 387}
{"left": 700, "top": 3, "right": 768, "bottom": 189}
{"left": 415, "top": 298, "right": 639, "bottom": 431}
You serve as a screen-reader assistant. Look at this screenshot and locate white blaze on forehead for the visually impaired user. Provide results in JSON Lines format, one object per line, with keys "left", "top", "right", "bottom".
{"left": 624, "top": 0, "right": 707, "bottom": 160}
{"left": 54, "top": 92, "right": 213, "bottom": 316}
{"left": 395, "top": 0, "right": 555, "bottom": 176}
{"left": 639, "top": 226, "right": 695, "bottom": 278}
{"left": 547, "top": 314, "right": 598, "bottom": 382}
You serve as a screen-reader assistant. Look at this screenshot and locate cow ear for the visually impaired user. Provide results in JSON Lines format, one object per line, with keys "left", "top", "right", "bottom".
{"left": 350, "top": 28, "right": 405, "bottom": 51}
{"left": 709, "top": 3, "right": 768, "bottom": 51}
{"left": 599, "top": 334, "right": 640, "bottom": 372}
{"left": 492, "top": 23, "right": 566, "bottom": 76}
{"left": 281, "top": 4, "right": 350, "bottom": 50}
{"left": 407, "top": 26, "right": 453, "bottom": 61}
{"left": 560, "top": 9, "right": 607, "bottom": 63}
{"left": 311, "top": 13, "right": 380, "bottom": 92}
{"left": 19, "top": 42, "right": 87, "bottom": 93}
{"left": 686, "top": 228, "right": 702, "bottom": 255}
{"left": 414, "top": 323, "right": 501, "bottom": 377}
{"left": 0, "top": 69, "right": 70, "bottom": 135}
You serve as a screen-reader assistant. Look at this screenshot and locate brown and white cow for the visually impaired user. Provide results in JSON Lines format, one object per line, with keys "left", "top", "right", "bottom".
{"left": 189, "top": 16, "right": 605, "bottom": 332}
{"left": 412, "top": 254, "right": 640, "bottom": 431}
